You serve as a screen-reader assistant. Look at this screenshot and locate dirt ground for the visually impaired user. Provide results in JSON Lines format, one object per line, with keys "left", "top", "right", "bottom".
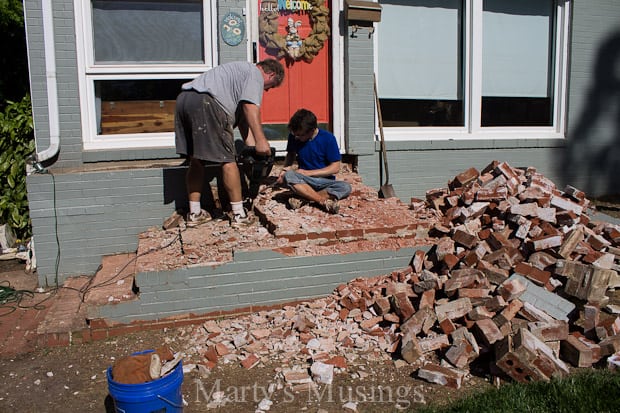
{"left": 0, "top": 257, "right": 494, "bottom": 413}
{"left": 0, "top": 197, "right": 618, "bottom": 413}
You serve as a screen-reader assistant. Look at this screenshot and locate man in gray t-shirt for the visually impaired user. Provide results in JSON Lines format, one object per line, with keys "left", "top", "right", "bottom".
{"left": 175, "top": 59, "right": 284, "bottom": 228}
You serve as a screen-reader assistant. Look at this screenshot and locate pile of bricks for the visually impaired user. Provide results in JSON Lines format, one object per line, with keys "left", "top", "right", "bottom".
{"left": 331, "top": 160, "right": 620, "bottom": 387}
{"left": 177, "top": 160, "right": 620, "bottom": 393}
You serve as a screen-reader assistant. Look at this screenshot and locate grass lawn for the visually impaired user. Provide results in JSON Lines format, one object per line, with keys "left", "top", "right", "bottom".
{"left": 414, "top": 369, "right": 620, "bottom": 413}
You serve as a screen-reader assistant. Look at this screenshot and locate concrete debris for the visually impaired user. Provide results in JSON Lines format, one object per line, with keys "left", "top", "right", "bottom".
{"left": 342, "top": 401, "right": 358, "bottom": 412}
{"left": 310, "top": 361, "right": 334, "bottom": 384}
{"left": 257, "top": 397, "right": 273, "bottom": 411}
{"left": 608, "top": 352, "right": 620, "bottom": 370}
{"left": 177, "top": 161, "right": 620, "bottom": 389}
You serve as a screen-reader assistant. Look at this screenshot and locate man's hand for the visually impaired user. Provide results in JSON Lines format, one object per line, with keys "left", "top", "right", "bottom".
{"left": 255, "top": 139, "right": 271, "bottom": 156}
{"left": 242, "top": 103, "right": 271, "bottom": 156}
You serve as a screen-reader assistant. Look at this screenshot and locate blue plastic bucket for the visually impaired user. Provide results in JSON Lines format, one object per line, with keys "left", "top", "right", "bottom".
{"left": 107, "top": 350, "right": 184, "bottom": 413}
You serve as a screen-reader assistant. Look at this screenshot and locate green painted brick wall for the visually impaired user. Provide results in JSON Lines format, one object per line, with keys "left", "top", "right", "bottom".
{"left": 96, "top": 247, "right": 426, "bottom": 322}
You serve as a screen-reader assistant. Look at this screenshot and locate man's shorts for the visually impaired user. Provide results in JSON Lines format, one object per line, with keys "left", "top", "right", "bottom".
{"left": 174, "top": 89, "right": 236, "bottom": 163}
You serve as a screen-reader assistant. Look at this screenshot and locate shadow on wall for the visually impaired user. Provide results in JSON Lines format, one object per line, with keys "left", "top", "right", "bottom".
{"left": 162, "top": 162, "right": 222, "bottom": 214}
{"left": 563, "top": 30, "right": 620, "bottom": 197}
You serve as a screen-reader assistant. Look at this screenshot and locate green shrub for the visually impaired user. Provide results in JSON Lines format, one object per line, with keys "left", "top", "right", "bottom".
{"left": 0, "top": 94, "right": 34, "bottom": 241}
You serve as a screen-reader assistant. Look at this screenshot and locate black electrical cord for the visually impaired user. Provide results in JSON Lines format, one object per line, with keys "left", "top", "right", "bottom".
{"left": 76, "top": 228, "right": 183, "bottom": 300}
{"left": 0, "top": 167, "right": 61, "bottom": 316}
{"left": 0, "top": 281, "right": 45, "bottom": 316}
{"left": 1, "top": 166, "right": 186, "bottom": 316}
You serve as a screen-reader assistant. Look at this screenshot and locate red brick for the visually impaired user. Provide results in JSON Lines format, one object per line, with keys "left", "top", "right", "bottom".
{"left": 439, "top": 317, "right": 457, "bottom": 335}
{"left": 390, "top": 292, "right": 416, "bottom": 322}
{"left": 528, "top": 320, "right": 568, "bottom": 342}
{"left": 453, "top": 229, "right": 478, "bottom": 249}
{"left": 91, "top": 329, "right": 109, "bottom": 341}
{"left": 445, "top": 339, "right": 478, "bottom": 369}
{"left": 498, "top": 278, "right": 526, "bottom": 302}
{"left": 474, "top": 318, "right": 504, "bottom": 346}
{"left": 419, "top": 289, "right": 435, "bottom": 309}
{"left": 108, "top": 324, "right": 141, "bottom": 337}
{"left": 241, "top": 353, "right": 260, "bottom": 369}
{"left": 496, "top": 328, "right": 569, "bottom": 383}
{"left": 335, "top": 228, "right": 364, "bottom": 238}
{"left": 277, "top": 233, "right": 308, "bottom": 242}
{"left": 560, "top": 335, "right": 594, "bottom": 367}
{"left": 372, "top": 296, "right": 391, "bottom": 315}
{"left": 400, "top": 331, "right": 423, "bottom": 364}
{"left": 325, "top": 356, "right": 347, "bottom": 369}
{"left": 88, "top": 318, "right": 110, "bottom": 329}
{"left": 412, "top": 249, "right": 426, "bottom": 273}
{"left": 527, "top": 234, "right": 563, "bottom": 251}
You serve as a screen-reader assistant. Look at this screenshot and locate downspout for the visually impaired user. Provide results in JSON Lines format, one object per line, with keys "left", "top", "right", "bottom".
{"left": 33, "top": 0, "right": 60, "bottom": 165}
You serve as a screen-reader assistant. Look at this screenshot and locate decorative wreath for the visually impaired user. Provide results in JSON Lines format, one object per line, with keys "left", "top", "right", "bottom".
{"left": 258, "top": 0, "right": 330, "bottom": 62}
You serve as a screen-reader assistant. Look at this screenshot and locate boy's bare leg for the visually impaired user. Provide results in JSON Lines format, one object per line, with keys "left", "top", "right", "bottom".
{"left": 291, "top": 183, "right": 329, "bottom": 204}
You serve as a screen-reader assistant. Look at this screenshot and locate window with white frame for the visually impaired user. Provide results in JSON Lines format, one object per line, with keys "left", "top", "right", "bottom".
{"left": 75, "top": 0, "right": 216, "bottom": 150}
{"left": 377, "top": 0, "right": 570, "bottom": 140}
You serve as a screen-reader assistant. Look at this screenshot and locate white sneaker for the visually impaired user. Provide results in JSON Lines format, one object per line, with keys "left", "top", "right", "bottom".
{"left": 186, "top": 209, "right": 211, "bottom": 227}
{"left": 287, "top": 197, "right": 308, "bottom": 210}
{"left": 230, "top": 211, "right": 256, "bottom": 228}
{"left": 323, "top": 199, "right": 340, "bottom": 214}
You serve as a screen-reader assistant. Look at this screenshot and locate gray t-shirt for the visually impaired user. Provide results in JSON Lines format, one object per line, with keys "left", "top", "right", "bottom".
{"left": 182, "top": 61, "right": 264, "bottom": 120}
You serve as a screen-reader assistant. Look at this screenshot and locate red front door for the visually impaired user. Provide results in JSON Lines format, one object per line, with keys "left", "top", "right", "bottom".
{"left": 257, "top": 0, "right": 332, "bottom": 140}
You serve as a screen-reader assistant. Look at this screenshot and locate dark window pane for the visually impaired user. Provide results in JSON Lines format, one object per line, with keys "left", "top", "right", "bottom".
{"left": 481, "top": 97, "right": 552, "bottom": 127}
{"left": 379, "top": 99, "right": 464, "bottom": 127}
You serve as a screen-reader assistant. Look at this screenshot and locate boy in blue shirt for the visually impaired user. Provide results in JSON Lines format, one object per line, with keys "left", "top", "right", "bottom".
{"left": 277, "top": 109, "right": 352, "bottom": 214}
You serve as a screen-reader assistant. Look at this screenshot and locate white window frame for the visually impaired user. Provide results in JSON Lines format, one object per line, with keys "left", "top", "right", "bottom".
{"left": 74, "top": 0, "right": 219, "bottom": 150}
{"left": 376, "top": 0, "right": 571, "bottom": 142}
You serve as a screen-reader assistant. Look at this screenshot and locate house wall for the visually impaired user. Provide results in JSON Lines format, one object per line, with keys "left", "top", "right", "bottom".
{"left": 24, "top": 0, "right": 82, "bottom": 168}
{"left": 562, "top": 0, "right": 620, "bottom": 196}
{"left": 350, "top": 0, "right": 620, "bottom": 201}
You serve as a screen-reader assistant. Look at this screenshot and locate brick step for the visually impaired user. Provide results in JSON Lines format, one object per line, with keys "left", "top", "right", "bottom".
{"left": 35, "top": 253, "right": 139, "bottom": 334}
{"left": 134, "top": 169, "right": 440, "bottom": 273}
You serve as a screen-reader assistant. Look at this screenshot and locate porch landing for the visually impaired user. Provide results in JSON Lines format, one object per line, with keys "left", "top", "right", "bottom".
{"left": 7, "top": 167, "right": 439, "bottom": 353}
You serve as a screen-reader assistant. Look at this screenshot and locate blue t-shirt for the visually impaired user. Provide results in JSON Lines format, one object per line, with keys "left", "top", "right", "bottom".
{"left": 286, "top": 129, "right": 341, "bottom": 179}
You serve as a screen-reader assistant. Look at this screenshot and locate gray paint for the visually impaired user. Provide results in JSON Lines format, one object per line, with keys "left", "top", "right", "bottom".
{"left": 27, "top": 168, "right": 173, "bottom": 286}
{"left": 352, "top": 0, "right": 620, "bottom": 201}
{"left": 92, "top": 247, "right": 426, "bottom": 323}
{"left": 345, "top": 23, "right": 375, "bottom": 156}
{"left": 561, "top": 0, "right": 620, "bottom": 196}
{"left": 218, "top": 0, "right": 248, "bottom": 64}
